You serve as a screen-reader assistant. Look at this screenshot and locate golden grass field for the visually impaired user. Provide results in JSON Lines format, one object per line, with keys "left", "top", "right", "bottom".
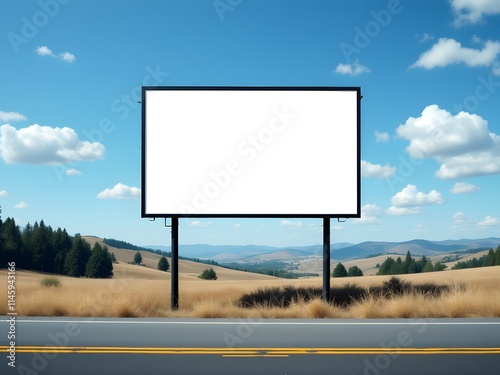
{"left": 1, "top": 236, "right": 499, "bottom": 319}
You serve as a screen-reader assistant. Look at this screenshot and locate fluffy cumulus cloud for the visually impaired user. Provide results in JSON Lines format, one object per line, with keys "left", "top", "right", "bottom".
{"left": 450, "top": 0, "right": 500, "bottom": 26}
{"left": 36, "top": 46, "right": 76, "bottom": 63}
{"left": 478, "top": 215, "right": 500, "bottom": 227}
{"left": 334, "top": 62, "right": 370, "bottom": 76}
{"left": 411, "top": 38, "right": 500, "bottom": 70}
{"left": 450, "top": 182, "right": 480, "bottom": 194}
{"left": 361, "top": 160, "right": 396, "bottom": 179}
{"left": 97, "top": 183, "right": 140, "bottom": 199}
{"left": 396, "top": 105, "right": 500, "bottom": 179}
{"left": 391, "top": 184, "right": 444, "bottom": 207}
{"left": 352, "top": 204, "right": 383, "bottom": 224}
{"left": 0, "top": 124, "right": 104, "bottom": 165}
{"left": 0, "top": 111, "right": 26, "bottom": 122}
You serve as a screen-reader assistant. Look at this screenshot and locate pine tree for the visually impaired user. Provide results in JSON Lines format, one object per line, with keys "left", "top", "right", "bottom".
{"left": 0, "top": 217, "right": 23, "bottom": 267}
{"left": 133, "top": 251, "right": 142, "bottom": 265}
{"left": 158, "top": 256, "right": 170, "bottom": 271}
{"left": 332, "top": 262, "right": 347, "bottom": 277}
{"left": 64, "top": 235, "right": 91, "bottom": 277}
{"left": 53, "top": 228, "right": 72, "bottom": 274}
{"left": 347, "top": 265, "right": 363, "bottom": 277}
{"left": 85, "top": 243, "right": 113, "bottom": 278}
{"left": 377, "top": 257, "right": 395, "bottom": 275}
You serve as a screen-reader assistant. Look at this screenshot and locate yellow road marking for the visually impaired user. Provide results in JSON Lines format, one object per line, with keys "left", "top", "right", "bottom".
{"left": 2, "top": 346, "right": 500, "bottom": 356}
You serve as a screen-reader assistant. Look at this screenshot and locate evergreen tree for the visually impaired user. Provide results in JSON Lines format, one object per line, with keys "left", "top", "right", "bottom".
{"left": 0, "top": 217, "right": 23, "bottom": 267}
{"left": 199, "top": 267, "right": 217, "bottom": 280}
{"left": 347, "top": 265, "right": 363, "bottom": 277}
{"left": 422, "top": 260, "right": 435, "bottom": 272}
{"left": 332, "top": 262, "right": 347, "bottom": 277}
{"left": 158, "top": 256, "right": 170, "bottom": 271}
{"left": 85, "top": 243, "right": 113, "bottom": 278}
{"left": 109, "top": 252, "right": 117, "bottom": 263}
{"left": 133, "top": 251, "right": 142, "bottom": 265}
{"left": 53, "top": 228, "right": 72, "bottom": 274}
{"left": 377, "top": 257, "right": 395, "bottom": 275}
{"left": 64, "top": 235, "right": 91, "bottom": 277}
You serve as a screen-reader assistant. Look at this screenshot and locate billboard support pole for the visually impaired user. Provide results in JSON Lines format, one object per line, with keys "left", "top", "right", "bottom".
{"left": 171, "top": 217, "right": 179, "bottom": 310}
{"left": 322, "top": 217, "right": 331, "bottom": 303}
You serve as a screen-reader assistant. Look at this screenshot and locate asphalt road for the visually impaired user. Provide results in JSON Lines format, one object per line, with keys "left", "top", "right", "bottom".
{"left": 1, "top": 317, "right": 499, "bottom": 374}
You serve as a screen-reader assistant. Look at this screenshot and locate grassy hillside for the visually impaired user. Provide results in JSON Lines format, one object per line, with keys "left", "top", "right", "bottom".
{"left": 83, "top": 236, "right": 277, "bottom": 281}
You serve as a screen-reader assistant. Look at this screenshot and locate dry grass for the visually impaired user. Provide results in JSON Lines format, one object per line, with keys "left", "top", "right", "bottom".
{"left": 1, "top": 265, "right": 500, "bottom": 319}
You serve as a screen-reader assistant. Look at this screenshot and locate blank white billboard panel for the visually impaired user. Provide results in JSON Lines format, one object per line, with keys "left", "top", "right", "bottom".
{"left": 142, "top": 87, "right": 360, "bottom": 217}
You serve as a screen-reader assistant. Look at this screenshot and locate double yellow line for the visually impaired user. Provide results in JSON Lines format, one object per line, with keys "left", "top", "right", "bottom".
{"left": 2, "top": 346, "right": 500, "bottom": 357}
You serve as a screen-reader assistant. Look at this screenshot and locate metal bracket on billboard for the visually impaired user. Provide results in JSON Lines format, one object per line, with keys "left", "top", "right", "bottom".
{"left": 338, "top": 218, "right": 347, "bottom": 223}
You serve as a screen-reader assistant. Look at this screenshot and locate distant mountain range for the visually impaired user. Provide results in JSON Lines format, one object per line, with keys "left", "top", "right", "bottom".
{"left": 146, "top": 237, "right": 500, "bottom": 263}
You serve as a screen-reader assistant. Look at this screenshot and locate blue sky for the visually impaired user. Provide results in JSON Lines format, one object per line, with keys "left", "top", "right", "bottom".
{"left": 1, "top": 0, "right": 500, "bottom": 249}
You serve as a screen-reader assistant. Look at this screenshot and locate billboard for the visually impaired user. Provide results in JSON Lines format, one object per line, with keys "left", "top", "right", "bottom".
{"left": 142, "top": 86, "right": 361, "bottom": 218}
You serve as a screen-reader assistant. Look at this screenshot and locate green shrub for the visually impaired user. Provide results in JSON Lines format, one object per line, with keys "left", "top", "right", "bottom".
{"left": 40, "top": 277, "right": 61, "bottom": 287}
{"left": 199, "top": 268, "right": 217, "bottom": 280}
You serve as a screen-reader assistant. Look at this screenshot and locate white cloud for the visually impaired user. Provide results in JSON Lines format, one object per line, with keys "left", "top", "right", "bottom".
{"left": 334, "top": 62, "right": 370, "bottom": 76}
{"left": 14, "top": 201, "right": 28, "bottom": 209}
{"left": 451, "top": 211, "right": 476, "bottom": 231}
{"left": 65, "top": 168, "right": 82, "bottom": 176}
{"left": 391, "top": 184, "right": 444, "bottom": 207}
{"left": 36, "top": 45, "right": 76, "bottom": 63}
{"left": 452, "top": 212, "right": 475, "bottom": 229}
{"left": 0, "top": 111, "right": 26, "bottom": 122}
{"left": 386, "top": 206, "right": 421, "bottom": 216}
{"left": 36, "top": 45, "right": 54, "bottom": 56}
{"left": 477, "top": 215, "right": 500, "bottom": 227}
{"left": 361, "top": 160, "right": 396, "bottom": 179}
{"left": 396, "top": 105, "right": 500, "bottom": 179}
{"left": 410, "top": 38, "right": 500, "bottom": 70}
{"left": 450, "top": 0, "right": 500, "bottom": 26}
{"left": 281, "top": 220, "right": 303, "bottom": 227}
{"left": 374, "top": 131, "right": 389, "bottom": 143}
{"left": 97, "top": 183, "right": 140, "bottom": 199}
{"left": 0, "top": 124, "right": 104, "bottom": 165}
{"left": 60, "top": 52, "right": 76, "bottom": 63}
{"left": 0, "top": 190, "right": 7, "bottom": 197}
{"left": 450, "top": 182, "right": 480, "bottom": 194}
{"left": 233, "top": 224, "right": 242, "bottom": 229}
{"left": 352, "top": 204, "right": 383, "bottom": 224}
{"left": 189, "top": 220, "right": 213, "bottom": 228}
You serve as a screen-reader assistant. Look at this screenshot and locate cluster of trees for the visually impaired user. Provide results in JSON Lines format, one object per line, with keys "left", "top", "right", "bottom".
{"left": 0, "top": 215, "right": 113, "bottom": 278}
{"left": 376, "top": 251, "right": 446, "bottom": 276}
{"left": 332, "top": 263, "right": 363, "bottom": 277}
{"left": 452, "top": 246, "right": 500, "bottom": 270}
